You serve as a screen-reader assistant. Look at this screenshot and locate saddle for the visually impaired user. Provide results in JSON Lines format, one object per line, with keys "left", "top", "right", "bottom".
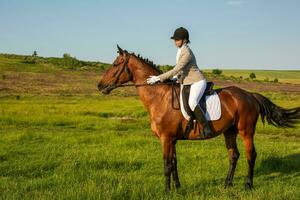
{"left": 181, "top": 81, "right": 215, "bottom": 139}
{"left": 181, "top": 81, "right": 215, "bottom": 118}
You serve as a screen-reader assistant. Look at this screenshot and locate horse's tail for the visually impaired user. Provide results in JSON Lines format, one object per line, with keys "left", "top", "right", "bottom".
{"left": 252, "top": 93, "right": 300, "bottom": 128}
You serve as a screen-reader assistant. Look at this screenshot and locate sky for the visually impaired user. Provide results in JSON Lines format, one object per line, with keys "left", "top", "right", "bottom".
{"left": 0, "top": 0, "right": 299, "bottom": 70}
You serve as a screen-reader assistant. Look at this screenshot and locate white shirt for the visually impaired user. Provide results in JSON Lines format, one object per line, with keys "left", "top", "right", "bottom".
{"left": 176, "top": 43, "right": 187, "bottom": 64}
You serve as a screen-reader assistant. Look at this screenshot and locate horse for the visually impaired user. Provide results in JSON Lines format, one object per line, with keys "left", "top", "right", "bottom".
{"left": 97, "top": 45, "right": 300, "bottom": 192}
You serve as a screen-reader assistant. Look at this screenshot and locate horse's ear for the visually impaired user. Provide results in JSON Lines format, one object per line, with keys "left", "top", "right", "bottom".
{"left": 117, "top": 44, "right": 123, "bottom": 55}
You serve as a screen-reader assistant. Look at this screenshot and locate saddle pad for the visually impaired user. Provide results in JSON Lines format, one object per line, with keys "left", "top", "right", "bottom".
{"left": 204, "top": 92, "right": 221, "bottom": 121}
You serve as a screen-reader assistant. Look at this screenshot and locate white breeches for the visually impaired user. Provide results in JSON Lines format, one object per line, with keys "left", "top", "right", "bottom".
{"left": 179, "top": 79, "right": 207, "bottom": 120}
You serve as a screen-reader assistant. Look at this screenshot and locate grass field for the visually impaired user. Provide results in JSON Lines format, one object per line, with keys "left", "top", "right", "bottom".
{"left": 0, "top": 54, "right": 299, "bottom": 199}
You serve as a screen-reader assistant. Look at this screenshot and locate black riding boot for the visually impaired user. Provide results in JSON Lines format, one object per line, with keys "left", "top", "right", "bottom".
{"left": 193, "top": 104, "right": 213, "bottom": 139}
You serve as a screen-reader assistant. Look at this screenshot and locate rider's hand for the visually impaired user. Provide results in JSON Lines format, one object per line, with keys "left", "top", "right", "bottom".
{"left": 146, "top": 75, "right": 160, "bottom": 84}
{"left": 170, "top": 75, "right": 178, "bottom": 81}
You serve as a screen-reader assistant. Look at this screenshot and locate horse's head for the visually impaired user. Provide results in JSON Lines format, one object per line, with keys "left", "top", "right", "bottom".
{"left": 98, "top": 45, "right": 133, "bottom": 95}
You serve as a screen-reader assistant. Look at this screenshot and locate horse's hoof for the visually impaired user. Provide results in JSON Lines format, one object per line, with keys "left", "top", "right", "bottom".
{"left": 165, "top": 187, "right": 171, "bottom": 193}
{"left": 224, "top": 182, "right": 233, "bottom": 188}
{"left": 175, "top": 182, "right": 181, "bottom": 189}
{"left": 244, "top": 182, "right": 253, "bottom": 190}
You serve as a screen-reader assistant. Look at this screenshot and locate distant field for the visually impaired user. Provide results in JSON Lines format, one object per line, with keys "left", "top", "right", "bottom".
{"left": 0, "top": 54, "right": 299, "bottom": 199}
{"left": 203, "top": 69, "right": 300, "bottom": 84}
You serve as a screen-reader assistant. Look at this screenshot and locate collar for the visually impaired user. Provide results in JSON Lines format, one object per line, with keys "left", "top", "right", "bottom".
{"left": 178, "top": 42, "right": 188, "bottom": 50}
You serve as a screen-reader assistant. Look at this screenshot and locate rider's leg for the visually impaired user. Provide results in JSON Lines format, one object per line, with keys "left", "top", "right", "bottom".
{"left": 188, "top": 79, "right": 206, "bottom": 110}
{"left": 188, "top": 79, "right": 213, "bottom": 138}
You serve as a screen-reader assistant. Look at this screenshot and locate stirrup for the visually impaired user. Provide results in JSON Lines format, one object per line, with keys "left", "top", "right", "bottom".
{"left": 199, "top": 125, "right": 213, "bottom": 139}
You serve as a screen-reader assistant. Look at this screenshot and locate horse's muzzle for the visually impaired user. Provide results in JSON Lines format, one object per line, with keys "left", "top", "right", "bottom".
{"left": 98, "top": 84, "right": 115, "bottom": 95}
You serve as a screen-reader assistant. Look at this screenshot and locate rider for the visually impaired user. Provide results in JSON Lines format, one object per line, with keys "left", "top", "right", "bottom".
{"left": 146, "top": 27, "right": 213, "bottom": 138}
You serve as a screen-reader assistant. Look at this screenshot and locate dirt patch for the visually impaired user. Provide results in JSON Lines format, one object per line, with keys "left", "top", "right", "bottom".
{"left": 0, "top": 71, "right": 137, "bottom": 96}
{"left": 0, "top": 70, "right": 299, "bottom": 96}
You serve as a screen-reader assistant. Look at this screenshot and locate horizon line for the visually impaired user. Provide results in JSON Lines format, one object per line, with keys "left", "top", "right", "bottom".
{"left": 0, "top": 51, "right": 299, "bottom": 71}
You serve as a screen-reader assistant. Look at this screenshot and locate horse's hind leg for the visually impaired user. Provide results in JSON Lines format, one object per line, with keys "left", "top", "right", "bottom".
{"left": 171, "top": 142, "right": 181, "bottom": 188}
{"left": 224, "top": 126, "right": 240, "bottom": 188}
{"left": 240, "top": 128, "right": 257, "bottom": 190}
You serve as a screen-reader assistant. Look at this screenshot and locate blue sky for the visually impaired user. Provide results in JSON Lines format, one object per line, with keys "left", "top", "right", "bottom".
{"left": 0, "top": 0, "right": 299, "bottom": 69}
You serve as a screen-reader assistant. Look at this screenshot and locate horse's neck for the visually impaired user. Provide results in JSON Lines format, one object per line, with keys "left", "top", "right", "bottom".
{"left": 130, "top": 61, "right": 168, "bottom": 113}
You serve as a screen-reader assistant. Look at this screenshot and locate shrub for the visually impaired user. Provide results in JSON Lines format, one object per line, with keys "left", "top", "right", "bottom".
{"left": 274, "top": 78, "right": 279, "bottom": 83}
{"left": 63, "top": 53, "right": 72, "bottom": 59}
{"left": 249, "top": 72, "right": 256, "bottom": 79}
{"left": 212, "top": 69, "right": 222, "bottom": 75}
{"left": 159, "top": 65, "right": 173, "bottom": 72}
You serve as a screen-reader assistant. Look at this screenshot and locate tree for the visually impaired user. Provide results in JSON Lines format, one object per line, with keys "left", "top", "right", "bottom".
{"left": 249, "top": 72, "right": 256, "bottom": 79}
{"left": 63, "top": 53, "right": 71, "bottom": 59}
{"left": 32, "top": 51, "right": 37, "bottom": 57}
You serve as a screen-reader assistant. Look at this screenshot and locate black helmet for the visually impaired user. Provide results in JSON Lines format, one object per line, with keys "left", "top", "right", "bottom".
{"left": 170, "top": 27, "right": 190, "bottom": 42}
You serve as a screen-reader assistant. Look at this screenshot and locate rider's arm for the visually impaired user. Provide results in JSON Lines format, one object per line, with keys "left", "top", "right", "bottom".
{"left": 158, "top": 48, "right": 191, "bottom": 82}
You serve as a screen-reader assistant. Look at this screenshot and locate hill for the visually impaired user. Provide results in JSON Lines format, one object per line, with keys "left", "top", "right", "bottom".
{"left": 0, "top": 53, "right": 299, "bottom": 97}
{"left": 0, "top": 53, "right": 110, "bottom": 73}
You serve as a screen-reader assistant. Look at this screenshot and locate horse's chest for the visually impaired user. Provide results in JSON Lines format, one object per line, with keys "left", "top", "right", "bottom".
{"left": 150, "top": 115, "right": 180, "bottom": 138}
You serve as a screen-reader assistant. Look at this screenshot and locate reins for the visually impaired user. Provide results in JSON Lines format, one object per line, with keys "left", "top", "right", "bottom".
{"left": 110, "top": 52, "right": 181, "bottom": 110}
{"left": 113, "top": 81, "right": 181, "bottom": 110}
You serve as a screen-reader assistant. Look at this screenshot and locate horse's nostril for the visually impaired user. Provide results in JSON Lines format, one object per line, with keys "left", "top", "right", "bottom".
{"left": 98, "top": 84, "right": 102, "bottom": 90}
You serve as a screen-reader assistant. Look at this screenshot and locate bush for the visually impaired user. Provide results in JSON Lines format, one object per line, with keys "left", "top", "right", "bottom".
{"left": 159, "top": 65, "right": 173, "bottom": 72}
{"left": 249, "top": 72, "right": 256, "bottom": 79}
{"left": 32, "top": 51, "right": 38, "bottom": 57}
{"left": 212, "top": 69, "right": 222, "bottom": 75}
{"left": 63, "top": 53, "right": 72, "bottom": 59}
{"left": 274, "top": 78, "right": 279, "bottom": 83}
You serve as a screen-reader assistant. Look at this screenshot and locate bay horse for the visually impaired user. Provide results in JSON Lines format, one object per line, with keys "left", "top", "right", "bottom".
{"left": 97, "top": 45, "right": 300, "bottom": 192}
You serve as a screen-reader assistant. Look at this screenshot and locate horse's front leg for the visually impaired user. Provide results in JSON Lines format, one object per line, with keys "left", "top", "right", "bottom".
{"left": 171, "top": 141, "right": 181, "bottom": 188}
{"left": 160, "top": 136, "right": 175, "bottom": 192}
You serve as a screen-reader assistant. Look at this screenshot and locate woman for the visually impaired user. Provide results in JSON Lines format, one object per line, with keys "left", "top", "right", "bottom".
{"left": 146, "top": 27, "right": 212, "bottom": 138}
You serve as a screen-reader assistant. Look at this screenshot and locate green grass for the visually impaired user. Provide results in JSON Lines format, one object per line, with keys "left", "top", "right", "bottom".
{"left": 0, "top": 56, "right": 59, "bottom": 73}
{"left": 203, "top": 69, "right": 300, "bottom": 84}
{"left": 0, "top": 95, "right": 299, "bottom": 200}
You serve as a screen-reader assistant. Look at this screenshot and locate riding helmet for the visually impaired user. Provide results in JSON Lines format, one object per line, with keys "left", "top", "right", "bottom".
{"left": 170, "top": 27, "right": 190, "bottom": 43}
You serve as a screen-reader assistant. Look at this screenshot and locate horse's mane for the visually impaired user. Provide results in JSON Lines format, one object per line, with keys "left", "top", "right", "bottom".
{"left": 126, "top": 50, "right": 163, "bottom": 74}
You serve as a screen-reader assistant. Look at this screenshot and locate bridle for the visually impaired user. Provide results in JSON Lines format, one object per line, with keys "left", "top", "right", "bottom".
{"left": 112, "top": 53, "right": 133, "bottom": 85}
{"left": 105, "top": 53, "right": 181, "bottom": 110}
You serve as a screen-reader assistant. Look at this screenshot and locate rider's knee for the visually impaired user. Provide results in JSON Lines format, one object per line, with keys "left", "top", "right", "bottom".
{"left": 188, "top": 98, "right": 198, "bottom": 111}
